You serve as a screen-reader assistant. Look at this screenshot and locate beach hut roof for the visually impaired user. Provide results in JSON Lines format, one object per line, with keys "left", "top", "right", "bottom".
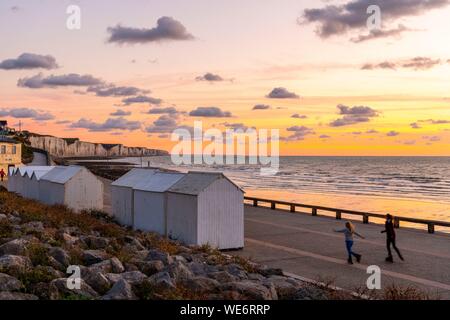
{"left": 40, "top": 166, "right": 82, "bottom": 184}
{"left": 134, "top": 172, "right": 185, "bottom": 193}
{"left": 168, "top": 171, "right": 243, "bottom": 196}
{"left": 31, "top": 169, "right": 54, "bottom": 181}
{"left": 16, "top": 166, "right": 54, "bottom": 177}
{"left": 111, "top": 168, "right": 158, "bottom": 188}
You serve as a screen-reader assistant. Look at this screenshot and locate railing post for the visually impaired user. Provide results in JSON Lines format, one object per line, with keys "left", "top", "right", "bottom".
{"left": 290, "top": 204, "right": 295, "bottom": 213}
{"left": 253, "top": 199, "right": 258, "bottom": 207}
{"left": 394, "top": 217, "right": 400, "bottom": 229}
{"left": 363, "top": 214, "right": 369, "bottom": 224}
{"left": 312, "top": 208, "right": 317, "bottom": 216}
{"left": 428, "top": 223, "right": 435, "bottom": 234}
{"left": 336, "top": 211, "right": 342, "bottom": 220}
{"left": 271, "top": 202, "right": 276, "bottom": 210}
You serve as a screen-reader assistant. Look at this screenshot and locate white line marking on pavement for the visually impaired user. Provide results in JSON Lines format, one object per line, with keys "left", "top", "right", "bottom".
{"left": 246, "top": 218, "right": 450, "bottom": 259}
{"left": 246, "top": 238, "right": 450, "bottom": 292}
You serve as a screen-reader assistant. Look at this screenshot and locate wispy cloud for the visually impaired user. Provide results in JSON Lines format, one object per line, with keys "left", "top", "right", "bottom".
{"left": 18, "top": 73, "right": 102, "bottom": 89}
{"left": 0, "top": 53, "right": 58, "bottom": 70}
{"left": 330, "top": 104, "right": 379, "bottom": 127}
{"left": 70, "top": 117, "right": 141, "bottom": 132}
{"left": 0, "top": 107, "right": 54, "bottom": 121}
{"left": 122, "top": 95, "right": 162, "bottom": 106}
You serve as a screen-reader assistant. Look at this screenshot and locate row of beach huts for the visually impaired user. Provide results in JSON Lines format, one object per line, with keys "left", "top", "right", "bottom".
{"left": 7, "top": 166, "right": 244, "bottom": 250}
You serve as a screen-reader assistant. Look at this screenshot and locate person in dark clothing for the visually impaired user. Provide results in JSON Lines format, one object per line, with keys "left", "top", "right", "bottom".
{"left": 381, "top": 214, "right": 404, "bottom": 262}
{"left": 0, "top": 169, "right": 5, "bottom": 182}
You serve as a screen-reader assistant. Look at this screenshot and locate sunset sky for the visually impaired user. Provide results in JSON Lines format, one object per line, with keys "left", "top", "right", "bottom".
{"left": 1, "top": 0, "right": 450, "bottom": 156}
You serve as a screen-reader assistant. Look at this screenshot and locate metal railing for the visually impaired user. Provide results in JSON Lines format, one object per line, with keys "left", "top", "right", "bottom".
{"left": 244, "top": 196, "right": 450, "bottom": 234}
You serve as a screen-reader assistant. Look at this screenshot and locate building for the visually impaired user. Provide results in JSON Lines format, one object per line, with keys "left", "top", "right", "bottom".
{"left": 9, "top": 166, "right": 53, "bottom": 196}
{"left": 39, "top": 166, "right": 104, "bottom": 212}
{"left": 110, "top": 168, "right": 158, "bottom": 226}
{"left": 0, "top": 136, "right": 22, "bottom": 181}
{"left": 167, "top": 172, "right": 244, "bottom": 250}
{"left": 111, "top": 169, "right": 244, "bottom": 250}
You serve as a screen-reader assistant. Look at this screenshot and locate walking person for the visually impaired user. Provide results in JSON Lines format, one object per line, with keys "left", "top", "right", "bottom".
{"left": 334, "top": 222, "right": 365, "bottom": 264}
{"left": 381, "top": 214, "right": 404, "bottom": 263}
{"left": 0, "top": 168, "right": 5, "bottom": 182}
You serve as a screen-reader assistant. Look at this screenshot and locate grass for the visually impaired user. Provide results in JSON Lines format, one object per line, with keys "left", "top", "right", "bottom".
{"left": 134, "top": 280, "right": 208, "bottom": 300}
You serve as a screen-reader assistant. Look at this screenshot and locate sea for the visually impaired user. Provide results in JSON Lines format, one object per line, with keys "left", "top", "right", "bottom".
{"left": 115, "top": 156, "right": 450, "bottom": 231}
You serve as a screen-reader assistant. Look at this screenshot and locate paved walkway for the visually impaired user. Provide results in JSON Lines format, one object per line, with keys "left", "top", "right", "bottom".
{"left": 29, "top": 152, "right": 48, "bottom": 166}
{"left": 232, "top": 205, "right": 450, "bottom": 299}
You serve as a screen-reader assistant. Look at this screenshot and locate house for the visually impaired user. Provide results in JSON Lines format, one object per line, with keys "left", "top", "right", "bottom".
{"left": 110, "top": 168, "right": 157, "bottom": 226}
{"left": 39, "top": 166, "right": 103, "bottom": 212}
{"left": 0, "top": 136, "right": 22, "bottom": 181}
{"left": 167, "top": 172, "right": 244, "bottom": 250}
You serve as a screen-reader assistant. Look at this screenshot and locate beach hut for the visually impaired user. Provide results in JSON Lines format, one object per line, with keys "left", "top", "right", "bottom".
{"left": 133, "top": 171, "right": 185, "bottom": 234}
{"left": 7, "top": 167, "right": 19, "bottom": 192}
{"left": 39, "top": 166, "right": 103, "bottom": 212}
{"left": 13, "top": 166, "right": 51, "bottom": 196}
{"left": 110, "top": 168, "right": 157, "bottom": 226}
{"left": 166, "top": 172, "right": 244, "bottom": 250}
{"left": 25, "top": 169, "right": 54, "bottom": 201}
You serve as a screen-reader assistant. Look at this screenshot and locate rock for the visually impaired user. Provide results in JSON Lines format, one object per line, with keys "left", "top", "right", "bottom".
{"left": 47, "top": 256, "right": 65, "bottom": 272}
{"left": 182, "top": 276, "right": 220, "bottom": 293}
{"left": 105, "top": 273, "right": 122, "bottom": 285}
{"left": 0, "top": 273, "right": 23, "bottom": 291}
{"left": 0, "top": 292, "right": 39, "bottom": 300}
{"left": 248, "top": 273, "right": 265, "bottom": 281}
{"left": 123, "top": 236, "right": 145, "bottom": 251}
{"left": 188, "top": 262, "right": 218, "bottom": 276}
{"left": 124, "top": 262, "right": 139, "bottom": 272}
{"left": 221, "top": 280, "right": 277, "bottom": 300}
{"left": 105, "top": 271, "right": 147, "bottom": 286}
{"left": 226, "top": 264, "right": 248, "bottom": 279}
{"left": 173, "top": 255, "right": 187, "bottom": 263}
{"left": 0, "top": 238, "right": 28, "bottom": 255}
{"left": 84, "top": 271, "right": 111, "bottom": 294}
{"left": 82, "top": 250, "right": 109, "bottom": 265}
{"left": 61, "top": 233, "right": 79, "bottom": 246}
{"left": 7, "top": 216, "right": 21, "bottom": 224}
{"left": 0, "top": 214, "right": 7, "bottom": 221}
{"left": 36, "top": 265, "right": 65, "bottom": 279}
{"left": 49, "top": 247, "right": 71, "bottom": 267}
{"left": 22, "top": 221, "right": 45, "bottom": 232}
{"left": 49, "top": 278, "right": 99, "bottom": 300}
{"left": 147, "top": 272, "right": 176, "bottom": 291}
{"left": 80, "top": 236, "right": 110, "bottom": 249}
{"left": 208, "top": 271, "right": 237, "bottom": 283}
{"left": 146, "top": 249, "right": 173, "bottom": 265}
{"left": 264, "top": 276, "right": 302, "bottom": 300}
{"left": 258, "top": 266, "right": 284, "bottom": 277}
{"left": 292, "top": 286, "right": 329, "bottom": 300}
{"left": 110, "top": 257, "right": 125, "bottom": 273}
{"left": 166, "top": 261, "right": 194, "bottom": 282}
{"left": 0, "top": 255, "right": 32, "bottom": 272}
{"left": 136, "top": 260, "right": 164, "bottom": 276}
{"left": 102, "top": 279, "right": 136, "bottom": 300}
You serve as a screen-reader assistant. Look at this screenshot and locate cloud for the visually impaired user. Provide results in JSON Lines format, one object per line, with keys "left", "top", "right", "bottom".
{"left": 0, "top": 107, "right": 55, "bottom": 121}
{"left": 387, "top": 130, "right": 400, "bottom": 137}
{"left": 70, "top": 117, "right": 141, "bottom": 132}
{"left": 282, "top": 126, "right": 315, "bottom": 141}
{"left": 253, "top": 104, "right": 271, "bottom": 110}
{"left": 366, "top": 129, "right": 379, "bottom": 134}
{"left": 301, "top": 0, "right": 449, "bottom": 39}
{"left": 319, "top": 134, "right": 331, "bottom": 139}
{"left": 87, "top": 84, "right": 148, "bottom": 97}
{"left": 410, "top": 122, "right": 422, "bottom": 129}
{"left": 110, "top": 109, "right": 131, "bottom": 116}
{"left": 10, "top": 6, "right": 20, "bottom": 12}
{"left": 122, "top": 95, "right": 162, "bottom": 106}
{"left": 195, "top": 73, "right": 224, "bottom": 82}
{"left": 145, "top": 114, "right": 181, "bottom": 133}
{"left": 55, "top": 120, "right": 71, "bottom": 125}
{"left": 291, "top": 113, "right": 308, "bottom": 119}
{"left": 350, "top": 24, "right": 414, "bottom": 43}
{"left": 423, "top": 135, "right": 441, "bottom": 142}
{"left": 330, "top": 104, "right": 379, "bottom": 127}
{"left": 147, "top": 107, "right": 179, "bottom": 114}
{"left": 266, "top": 87, "right": 300, "bottom": 99}
{"left": 221, "top": 122, "right": 255, "bottom": 131}
{"left": 107, "top": 16, "right": 194, "bottom": 44}
{"left": 362, "top": 57, "right": 442, "bottom": 71}
{"left": 0, "top": 53, "right": 58, "bottom": 70}
{"left": 419, "top": 119, "right": 450, "bottom": 124}
{"left": 18, "top": 73, "right": 102, "bottom": 89}
{"left": 189, "top": 107, "right": 232, "bottom": 118}
{"left": 402, "top": 140, "right": 416, "bottom": 145}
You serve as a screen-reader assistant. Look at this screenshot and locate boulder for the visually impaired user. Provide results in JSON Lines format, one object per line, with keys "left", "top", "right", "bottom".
{"left": 89, "top": 257, "right": 125, "bottom": 274}
{"left": 123, "top": 236, "right": 146, "bottom": 251}
{"left": 105, "top": 271, "right": 147, "bottom": 286}
{"left": 0, "top": 292, "right": 38, "bottom": 300}
{"left": 0, "top": 255, "right": 32, "bottom": 272}
{"left": 82, "top": 250, "right": 109, "bottom": 265}
{"left": 208, "top": 271, "right": 237, "bottom": 283}
{"left": 0, "top": 238, "right": 28, "bottom": 256}
{"left": 188, "top": 262, "right": 219, "bottom": 276}
{"left": 101, "top": 279, "right": 136, "bottom": 300}
{"left": 61, "top": 233, "right": 79, "bottom": 246}
{"left": 48, "top": 247, "right": 71, "bottom": 267}
{"left": 147, "top": 271, "right": 176, "bottom": 291}
{"left": 264, "top": 276, "right": 302, "bottom": 300}
{"left": 80, "top": 236, "right": 110, "bottom": 249}
{"left": 182, "top": 276, "right": 220, "bottom": 293}
{"left": 110, "top": 257, "right": 125, "bottom": 273}
{"left": 0, "top": 273, "right": 23, "bottom": 291}
{"left": 292, "top": 286, "right": 329, "bottom": 300}
{"left": 146, "top": 249, "right": 173, "bottom": 265}
{"left": 225, "top": 264, "right": 248, "bottom": 279}
{"left": 49, "top": 278, "right": 99, "bottom": 300}
{"left": 0, "top": 214, "right": 7, "bottom": 221}
{"left": 136, "top": 260, "right": 164, "bottom": 276}
{"left": 220, "top": 280, "right": 277, "bottom": 300}
{"left": 84, "top": 271, "right": 111, "bottom": 294}
{"left": 22, "top": 221, "right": 45, "bottom": 232}
{"left": 166, "top": 261, "right": 194, "bottom": 282}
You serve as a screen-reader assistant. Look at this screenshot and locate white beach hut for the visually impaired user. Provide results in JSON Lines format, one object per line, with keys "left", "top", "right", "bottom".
{"left": 13, "top": 166, "right": 51, "bottom": 196}
{"left": 39, "top": 166, "right": 103, "bottom": 212}
{"left": 7, "top": 167, "right": 19, "bottom": 192}
{"left": 166, "top": 172, "right": 244, "bottom": 250}
{"left": 25, "top": 169, "right": 54, "bottom": 201}
{"left": 133, "top": 171, "right": 185, "bottom": 234}
{"left": 110, "top": 168, "right": 157, "bottom": 226}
